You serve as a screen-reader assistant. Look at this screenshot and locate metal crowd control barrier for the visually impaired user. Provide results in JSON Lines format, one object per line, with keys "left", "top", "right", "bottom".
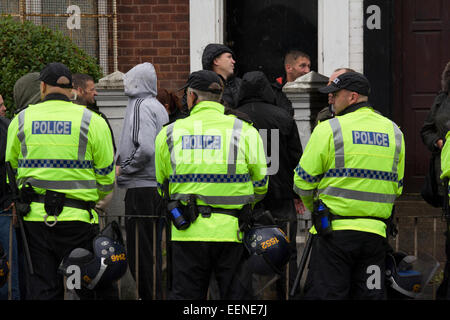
{"left": 0, "top": 213, "right": 446, "bottom": 300}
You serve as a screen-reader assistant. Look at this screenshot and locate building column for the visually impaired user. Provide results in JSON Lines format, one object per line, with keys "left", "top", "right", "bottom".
{"left": 318, "top": 0, "right": 364, "bottom": 76}
{"left": 189, "top": 0, "right": 224, "bottom": 72}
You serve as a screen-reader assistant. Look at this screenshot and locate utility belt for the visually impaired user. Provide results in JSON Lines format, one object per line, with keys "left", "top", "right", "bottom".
{"left": 167, "top": 194, "right": 250, "bottom": 231}
{"left": 18, "top": 183, "right": 96, "bottom": 227}
{"left": 312, "top": 199, "right": 397, "bottom": 238}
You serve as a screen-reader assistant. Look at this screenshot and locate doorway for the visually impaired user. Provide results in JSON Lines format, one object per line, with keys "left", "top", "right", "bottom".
{"left": 225, "top": 0, "right": 318, "bottom": 82}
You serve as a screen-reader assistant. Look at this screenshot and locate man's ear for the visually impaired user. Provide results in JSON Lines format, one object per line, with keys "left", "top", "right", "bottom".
{"left": 285, "top": 64, "right": 292, "bottom": 73}
{"left": 350, "top": 92, "right": 359, "bottom": 104}
{"left": 213, "top": 57, "right": 220, "bottom": 68}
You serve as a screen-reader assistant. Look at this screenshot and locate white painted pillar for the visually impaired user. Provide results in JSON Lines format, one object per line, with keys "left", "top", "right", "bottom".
{"left": 318, "top": 0, "right": 363, "bottom": 77}
{"left": 189, "top": 0, "right": 224, "bottom": 72}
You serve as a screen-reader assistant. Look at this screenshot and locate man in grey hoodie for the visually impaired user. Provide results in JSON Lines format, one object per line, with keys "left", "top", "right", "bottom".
{"left": 116, "top": 62, "right": 169, "bottom": 299}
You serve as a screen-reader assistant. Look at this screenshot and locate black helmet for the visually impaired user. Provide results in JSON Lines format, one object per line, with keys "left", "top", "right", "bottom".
{"left": 385, "top": 251, "right": 439, "bottom": 299}
{"left": 243, "top": 225, "right": 291, "bottom": 275}
{"left": 59, "top": 221, "right": 127, "bottom": 289}
{"left": 0, "top": 244, "right": 9, "bottom": 288}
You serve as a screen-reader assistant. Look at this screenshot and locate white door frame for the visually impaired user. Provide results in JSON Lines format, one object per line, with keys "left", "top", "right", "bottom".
{"left": 189, "top": 0, "right": 363, "bottom": 76}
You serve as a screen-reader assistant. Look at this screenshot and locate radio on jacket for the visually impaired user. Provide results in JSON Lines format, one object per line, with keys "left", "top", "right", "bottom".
{"left": 313, "top": 200, "right": 332, "bottom": 237}
{"left": 167, "top": 201, "right": 190, "bottom": 230}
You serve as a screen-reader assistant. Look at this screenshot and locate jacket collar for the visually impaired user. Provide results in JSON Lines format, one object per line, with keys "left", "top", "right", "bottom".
{"left": 338, "top": 101, "right": 372, "bottom": 116}
{"left": 190, "top": 100, "right": 225, "bottom": 115}
{"left": 42, "top": 93, "right": 71, "bottom": 102}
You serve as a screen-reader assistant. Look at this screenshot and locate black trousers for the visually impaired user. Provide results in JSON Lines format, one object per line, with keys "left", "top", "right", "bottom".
{"left": 124, "top": 187, "right": 163, "bottom": 300}
{"left": 23, "top": 220, "right": 118, "bottom": 300}
{"left": 168, "top": 241, "right": 253, "bottom": 300}
{"left": 304, "top": 230, "right": 388, "bottom": 300}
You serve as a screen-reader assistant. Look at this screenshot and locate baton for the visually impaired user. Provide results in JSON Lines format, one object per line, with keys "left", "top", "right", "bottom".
{"left": 290, "top": 232, "right": 313, "bottom": 297}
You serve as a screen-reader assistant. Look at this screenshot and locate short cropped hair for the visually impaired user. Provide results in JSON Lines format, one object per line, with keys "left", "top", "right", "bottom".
{"left": 72, "top": 73, "right": 94, "bottom": 90}
{"left": 188, "top": 88, "right": 222, "bottom": 103}
{"left": 334, "top": 67, "right": 356, "bottom": 73}
{"left": 284, "top": 50, "right": 310, "bottom": 66}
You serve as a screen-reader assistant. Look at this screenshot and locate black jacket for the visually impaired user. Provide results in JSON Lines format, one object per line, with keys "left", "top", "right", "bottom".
{"left": 221, "top": 75, "right": 242, "bottom": 109}
{"left": 0, "top": 116, "right": 11, "bottom": 210}
{"left": 271, "top": 76, "right": 294, "bottom": 117}
{"left": 236, "top": 71, "right": 302, "bottom": 205}
{"left": 421, "top": 91, "right": 450, "bottom": 153}
{"left": 420, "top": 91, "right": 450, "bottom": 196}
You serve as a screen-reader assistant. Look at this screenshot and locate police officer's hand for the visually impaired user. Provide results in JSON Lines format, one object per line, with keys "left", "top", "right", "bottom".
{"left": 115, "top": 165, "right": 121, "bottom": 176}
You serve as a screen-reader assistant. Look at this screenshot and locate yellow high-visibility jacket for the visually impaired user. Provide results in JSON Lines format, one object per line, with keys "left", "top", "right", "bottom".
{"left": 440, "top": 131, "right": 450, "bottom": 203}
{"left": 294, "top": 104, "right": 405, "bottom": 237}
{"left": 6, "top": 97, "right": 115, "bottom": 224}
{"left": 155, "top": 101, "right": 268, "bottom": 242}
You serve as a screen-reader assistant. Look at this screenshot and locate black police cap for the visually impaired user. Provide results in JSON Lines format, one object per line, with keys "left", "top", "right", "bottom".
{"left": 319, "top": 71, "right": 371, "bottom": 96}
{"left": 180, "top": 70, "right": 224, "bottom": 94}
{"left": 39, "top": 62, "right": 73, "bottom": 89}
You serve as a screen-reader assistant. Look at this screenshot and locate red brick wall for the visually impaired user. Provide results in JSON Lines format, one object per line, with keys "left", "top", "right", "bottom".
{"left": 117, "top": 0, "right": 190, "bottom": 94}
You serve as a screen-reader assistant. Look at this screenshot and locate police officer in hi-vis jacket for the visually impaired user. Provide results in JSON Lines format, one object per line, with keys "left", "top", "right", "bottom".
{"left": 155, "top": 70, "right": 268, "bottom": 299}
{"left": 293, "top": 72, "right": 405, "bottom": 300}
{"left": 6, "top": 62, "right": 115, "bottom": 300}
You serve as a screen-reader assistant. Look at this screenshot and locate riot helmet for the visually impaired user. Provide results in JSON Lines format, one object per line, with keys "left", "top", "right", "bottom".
{"left": 385, "top": 251, "right": 439, "bottom": 299}
{"left": 59, "top": 221, "right": 127, "bottom": 290}
{"left": 243, "top": 225, "right": 292, "bottom": 275}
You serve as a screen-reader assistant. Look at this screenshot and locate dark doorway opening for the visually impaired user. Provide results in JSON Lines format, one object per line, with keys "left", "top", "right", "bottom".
{"left": 226, "top": 0, "right": 318, "bottom": 82}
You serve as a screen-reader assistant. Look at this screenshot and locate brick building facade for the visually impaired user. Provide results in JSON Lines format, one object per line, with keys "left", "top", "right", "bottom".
{"left": 117, "top": 0, "right": 190, "bottom": 93}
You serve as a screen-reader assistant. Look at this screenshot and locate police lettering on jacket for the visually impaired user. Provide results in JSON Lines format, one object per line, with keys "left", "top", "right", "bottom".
{"left": 32, "top": 121, "right": 72, "bottom": 135}
{"left": 182, "top": 135, "right": 221, "bottom": 150}
{"left": 352, "top": 130, "right": 389, "bottom": 147}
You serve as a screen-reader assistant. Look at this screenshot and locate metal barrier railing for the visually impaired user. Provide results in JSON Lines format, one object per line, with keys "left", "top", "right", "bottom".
{"left": 0, "top": 213, "right": 446, "bottom": 300}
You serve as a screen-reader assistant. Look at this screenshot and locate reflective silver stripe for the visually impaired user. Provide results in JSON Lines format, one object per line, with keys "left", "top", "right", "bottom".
{"left": 227, "top": 118, "right": 243, "bottom": 174}
{"left": 18, "top": 111, "right": 27, "bottom": 157}
{"left": 319, "top": 186, "right": 397, "bottom": 203}
{"left": 293, "top": 185, "right": 314, "bottom": 197}
{"left": 97, "top": 182, "right": 114, "bottom": 192}
{"left": 329, "top": 118, "right": 345, "bottom": 168}
{"left": 391, "top": 122, "right": 402, "bottom": 173}
{"left": 254, "top": 193, "right": 266, "bottom": 201}
{"left": 166, "top": 123, "right": 176, "bottom": 174}
{"left": 170, "top": 193, "right": 255, "bottom": 205}
{"left": 78, "top": 108, "right": 92, "bottom": 161}
{"left": 19, "top": 177, "right": 97, "bottom": 190}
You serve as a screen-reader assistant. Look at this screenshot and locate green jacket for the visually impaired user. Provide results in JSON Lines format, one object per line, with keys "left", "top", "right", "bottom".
{"left": 294, "top": 103, "right": 405, "bottom": 237}
{"left": 155, "top": 100, "right": 268, "bottom": 242}
{"left": 6, "top": 95, "right": 115, "bottom": 223}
